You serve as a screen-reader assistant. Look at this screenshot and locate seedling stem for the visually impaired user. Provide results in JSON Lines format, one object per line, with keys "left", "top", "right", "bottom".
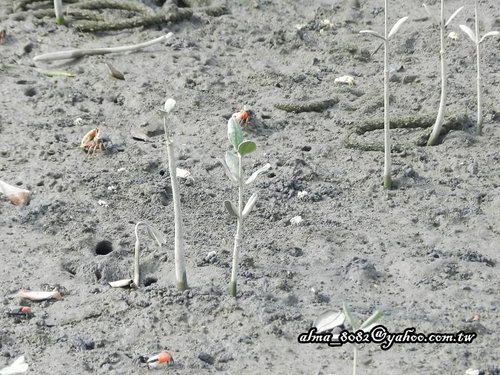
{"left": 162, "top": 99, "right": 188, "bottom": 291}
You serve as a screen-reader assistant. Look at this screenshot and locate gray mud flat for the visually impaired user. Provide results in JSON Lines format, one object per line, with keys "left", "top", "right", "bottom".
{"left": 0, "top": 0, "right": 499, "bottom": 374}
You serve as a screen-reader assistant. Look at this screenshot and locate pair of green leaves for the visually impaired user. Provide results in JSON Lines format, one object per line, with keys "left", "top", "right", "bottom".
{"left": 227, "top": 115, "right": 256, "bottom": 156}
{"left": 360, "top": 16, "right": 409, "bottom": 41}
{"left": 224, "top": 193, "right": 259, "bottom": 220}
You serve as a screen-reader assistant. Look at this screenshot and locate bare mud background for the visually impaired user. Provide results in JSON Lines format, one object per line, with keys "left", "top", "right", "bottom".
{"left": 0, "top": 0, "right": 499, "bottom": 374}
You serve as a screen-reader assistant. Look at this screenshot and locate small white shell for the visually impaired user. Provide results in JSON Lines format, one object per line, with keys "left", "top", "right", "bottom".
{"left": 109, "top": 279, "right": 135, "bottom": 288}
{"left": 290, "top": 216, "right": 303, "bottom": 226}
{"left": 205, "top": 251, "right": 217, "bottom": 262}
{"left": 17, "top": 290, "right": 61, "bottom": 301}
{"left": 334, "top": 75, "right": 355, "bottom": 86}
{"left": 0, "top": 355, "right": 28, "bottom": 374}
{"left": 98, "top": 199, "right": 109, "bottom": 207}
{"left": 448, "top": 31, "right": 459, "bottom": 41}
{"left": 297, "top": 191, "right": 308, "bottom": 199}
{"left": 0, "top": 180, "right": 30, "bottom": 206}
{"left": 176, "top": 168, "right": 192, "bottom": 180}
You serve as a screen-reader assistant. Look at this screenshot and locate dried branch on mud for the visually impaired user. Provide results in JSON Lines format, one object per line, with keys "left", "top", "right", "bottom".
{"left": 344, "top": 114, "right": 468, "bottom": 152}
{"left": 274, "top": 98, "right": 339, "bottom": 113}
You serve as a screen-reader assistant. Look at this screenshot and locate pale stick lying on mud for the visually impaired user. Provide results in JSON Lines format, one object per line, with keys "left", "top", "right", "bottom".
{"left": 0, "top": 180, "right": 30, "bottom": 206}
{"left": 33, "top": 33, "right": 173, "bottom": 62}
{"left": 17, "top": 290, "right": 62, "bottom": 301}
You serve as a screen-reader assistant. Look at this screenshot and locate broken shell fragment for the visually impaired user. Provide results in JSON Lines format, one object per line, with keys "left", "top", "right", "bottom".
{"left": 314, "top": 310, "right": 346, "bottom": 333}
{"left": 0, "top": 355, "right": 28, "bottom": 374}
{"left": 176, "top": 168, "right": 192, "bottom": 180}
{"left": 334, "top": 75, "right": 355, "bottom": 86}
{"left": 105, "top": 61, "right": 125, "bottom": 80}
{"left": 17, "top": 290, "right": 62, "bottom": 301}
{"left": 290, "top": 216, "right": 303, "bottom": 226}
{"left": 0, "top": 180, "right": 30, "bottom": 206}
{"left": 109, "top": 279, "right": 136, "bottom": 288}
{"left": 448, "top": 31, "right": 459, "bottom": 41}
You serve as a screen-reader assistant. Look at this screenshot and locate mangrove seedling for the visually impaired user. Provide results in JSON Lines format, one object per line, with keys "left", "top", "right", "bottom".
{"left": 424, "top": 2, "right": 464, "bottom": 146}
{"left": 459, "top": 0, "right": 499, "bottom": 134}
{"left": 222, "top": 111, "right": 270, "bottom": 297}
{"left": 343, "top": 303, "right": 382, "bottom": 375}
{"left": 109, "top": 222, "right": 165, "bottom": 288}
{"left": 160, "top": 98, "right": 188, "bottom": 291}
{"left": 360, "top": 2, "right": 408, "bottom": 189}
{"left": 54, "top": 0, "right": 64, "bottom": 25}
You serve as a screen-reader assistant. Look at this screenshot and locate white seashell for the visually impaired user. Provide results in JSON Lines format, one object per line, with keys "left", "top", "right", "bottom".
{"left": 334, "top": 75, "right": 355, "bottom": 86}
{"left": 448, "top": 31, "right": 459, "bottom": 41}
{"left": 314, "top": 311, "right": 346, "bottom": 333}
{"left": 109, "top": 279, "right": 135, "bottom": 288}
{"left": 176, "top": 168, "right": 192, "bottom": 180}
{"left": 290, "top": 216, "right": 303, "bottom": 226}
{"left": 465, "top": 370, "right": 480, "bottom": 375}
{"left": 0, "top": 180, "right": 30, "bottom": 206}
{"left": 297, "top": 191, "right": 308, "bottom": 199}
{"left": 0, "top": 355, "right": 28, "bottom": 374}
{"left": 98, "top": 199, "right": 109, "bottom": 207}
{"left": 205, "top": 251, "right": 217, "bottom": 262}
{"left": 17, "top": 290, "right": 61, "bottom": 301}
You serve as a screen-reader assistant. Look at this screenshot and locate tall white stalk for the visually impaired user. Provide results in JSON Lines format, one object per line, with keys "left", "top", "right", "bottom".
{"left": 162, "top": 99, "right": 187, "bottom": 291}
{"left": 459, "top": 0, "right": 499, "bottom": 135}
{"left": 229, "top": 154, "right": 243, "bottom": 297}
{"left": 53, "top": 0, "right": 64, "bottom": 25}
{"left": 474, "top": 0, "right": 482, "bottom": 134}
{"left": 427, "top": 1, "right": 447, "bottom": 145}
{"left": 360, "top": 2, "right": 407, "bottom": 189}
{"left": 383, "top": 0, "right": 391, "bottom": 189}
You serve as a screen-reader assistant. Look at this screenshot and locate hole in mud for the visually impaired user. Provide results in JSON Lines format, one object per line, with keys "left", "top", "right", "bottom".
{"left": 144, "top": 277, "right": 158, "bottom": 286}
{"left": 94, "top": 269, "right": 102, "bottom": 281}
{"left": 268, "top": 172, "right": 276, "bottom": 178}
{"left": 95, "top": 240, "right": 113, "bottom": 255}
{"left": 301, "top": 145, "right": 312, "bottom": 152}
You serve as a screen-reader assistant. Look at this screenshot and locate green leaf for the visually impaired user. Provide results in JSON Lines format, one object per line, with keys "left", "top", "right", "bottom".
{"left": 360, "top": 310, "right": 382, "bottom": 331}
{"left": 459, "top": 24, "right": 476, "bottom": 43}
{"left": 246, "top": 163, "right": 271, "bottom": 185}
{"left": 225, "top": 150, "right": 240, "bottom": 181}
{"left": 445, "top": 6, "right": 463, "bottom": 27}
{"left": 224, "top": 200, "right": 239, "bottom": 218}
{"left": 342, "top": 303, "right": 360, "bottom": 331}
{"left": 164, "top": 98, "right": 176, "bottom": 113}
{"left": 227, "top": 115, "right": 243, "bottom": 150}
{"left": 146, "top": 225, "right": 166, "bottom": 247}
{"left": 388, "top": 16, "right": 409, "bottom": 39}
{"left": 237, "top": 140, "right": 256, "bottom": 156}
{"left": 242, "top": 192, "right": 259, "bottom": 218}
{"left": 359, "top": 30, "right": 385, "bottom": 41}
{"left": 479, "top": 30, "right": 500, "bottom": 44}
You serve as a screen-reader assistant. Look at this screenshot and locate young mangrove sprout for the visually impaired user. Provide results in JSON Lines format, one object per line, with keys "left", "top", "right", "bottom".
{"left": 459, "top": 0, "right": 499, "bottom": 135}
{"left": 360, "top": 1, "right": 408, "bottom": 189}
{"left": 109, "top": 222, "right": 165, "bottom": 288}
{"left": 54, "top": 0, "right": 64, "bottom": 25}
{"left": 161, "top": 98, "right": 188, "bottom": 291}
{"left": 342, "top": 303, "right": 382, "bottom": 375}
{"left": 222, "top": 111, "right": 270, "bottom": 297}
{"left": 424, "top": 2, "right": 464, "bottom": 146}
